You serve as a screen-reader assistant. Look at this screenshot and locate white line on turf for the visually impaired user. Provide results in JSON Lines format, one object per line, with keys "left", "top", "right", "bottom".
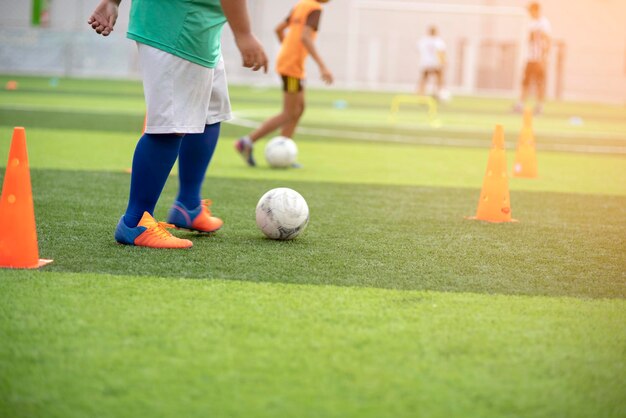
{"left": 228, "top": 116, "right": 626, "bottom": 155}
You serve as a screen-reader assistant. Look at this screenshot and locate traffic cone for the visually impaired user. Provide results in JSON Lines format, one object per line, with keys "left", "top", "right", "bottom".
{"left": 5, "top": 80, "right": 18, "bottom": 91}
{"left": 513, "top": 109, "right": 538, "bottom": 178}
{"left": 467, "top": 125, "right": 517, "bottom": 223}
{"left": 0, "top": 127, "right": 53, "bottom": 268}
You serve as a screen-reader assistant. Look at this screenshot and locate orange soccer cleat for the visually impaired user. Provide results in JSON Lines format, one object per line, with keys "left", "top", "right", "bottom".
{"left": 115, "top": 211, "right": 193, "bottom": 249}
{"left": 167, "top": 199, "right": 223, "bottom": 233}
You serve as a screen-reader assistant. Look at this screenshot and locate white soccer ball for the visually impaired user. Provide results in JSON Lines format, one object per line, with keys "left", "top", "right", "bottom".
{"left": 437, "top": 89, "right": 452, "bottom": 102}
{"left": 264, "top": 136, "right": 298, "bottom": 168}
{"left": 255, "top": 188, "right": 309, "bottom": 240}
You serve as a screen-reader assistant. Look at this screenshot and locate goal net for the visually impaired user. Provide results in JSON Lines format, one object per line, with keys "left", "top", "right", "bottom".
{"left": 345, "top": 1, "right": 528, "bottom": 95}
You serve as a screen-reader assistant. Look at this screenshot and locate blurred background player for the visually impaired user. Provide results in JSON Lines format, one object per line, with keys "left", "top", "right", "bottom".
{"left": 513, "top": 2, "right": 552, "bottom": 115}
{"left": 235, "top": 0, "right": 333, "bottom": 167}
{"left": 88, "top": 0, "right": 267, "bottom": 248}
{"left": 416, "top": 26, "right": 447, "bottom": 100}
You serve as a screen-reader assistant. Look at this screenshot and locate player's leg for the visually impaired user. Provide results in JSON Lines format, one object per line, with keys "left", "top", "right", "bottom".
{"left": 279, "top": 89, "right": 305, "bottom": 139}
{"left": 169, "top": 123, "right": 223, "bottom": 233}
{"left": 168, "top": 58, "right": 231, "bottom": 233}
{"left": 115, "top": 43, "right": 213, "bottom": 248}
{"left": 175, "top": 123, "right": 220, "bottom": 212}
{"left": 277, "top": 89, "right": 305, "bottom": 168}
{"left": 236, "top": 75, "right": 301, "bottom": 166}
{"left": 115, "top": 136, "right": 188, "bottom": 248}
{"left": 248, "top": 100, "right": 293, "bottom": 141}
{"left": 235, "top": 100, "right": 292, "bottom": 166}
{"left": 514, "top": 62, "right": 532, "bottom": 112}
{"left": 534, "top": 63, "right": 546, "bottom": 115}
{"left": 418, "top": 69, "right": 428, "bottom": 95}
{"left": 434, "top": 68, "right": 444, "bottom": 98}
{"left": 122, "top": 133, "right": 182, "bottom": 229}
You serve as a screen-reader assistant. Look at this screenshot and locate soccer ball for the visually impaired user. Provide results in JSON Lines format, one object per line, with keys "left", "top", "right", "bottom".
{"left": 437, "top": 89, "right": 452, "bottom": 102}
{"left": 265, "top": 136, "right": 298, "bottom": 168}
{"left": 255, "top": 188, "right": 309, "bottom": 240}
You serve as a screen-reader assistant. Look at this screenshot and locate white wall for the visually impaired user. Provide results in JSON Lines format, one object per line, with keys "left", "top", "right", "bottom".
{"left": 0, "top": 0, "right": 624, "bottom": 104}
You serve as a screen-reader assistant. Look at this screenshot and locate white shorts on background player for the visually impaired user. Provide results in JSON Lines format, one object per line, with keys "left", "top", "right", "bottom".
{"left": 137, "top": 42, "right": 232, "bottom": 134}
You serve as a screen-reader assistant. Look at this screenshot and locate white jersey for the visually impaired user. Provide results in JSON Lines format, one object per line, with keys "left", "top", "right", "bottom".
{"left": 527, "top": 16, "right": 551, "bottom": 62}
{"left": 417, "top": 35, "right": 446, "bottom": 70}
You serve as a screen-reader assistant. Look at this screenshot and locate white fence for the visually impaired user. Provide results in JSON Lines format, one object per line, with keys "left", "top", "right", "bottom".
{"left": 1, "top": 0, "right": 624, "bottom": 103}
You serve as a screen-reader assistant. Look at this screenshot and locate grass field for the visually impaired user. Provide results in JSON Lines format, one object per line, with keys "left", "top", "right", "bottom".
{"left": 0, "top": 75, "right": 625, "bottom": 418}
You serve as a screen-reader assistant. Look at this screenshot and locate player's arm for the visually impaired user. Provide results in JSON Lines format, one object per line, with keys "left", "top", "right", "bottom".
{"left": 301, "top": 11, "right": 333, "bottom": 84}
{"left": 275, "top": 13, "right": 290, "bottom": 43}
{"left": 221, "top": 0, "right": 268, "bottom": 72}
{"left": 87, "top": 0, "right": 120, "bottom": 37}
{"left": 437, "top": 51, "right": 447, "bottom": 67}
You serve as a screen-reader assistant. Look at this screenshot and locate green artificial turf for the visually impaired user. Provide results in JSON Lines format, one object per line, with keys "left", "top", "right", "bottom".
{"left": 1, "top": 127, "right": 625, "bottom": 196}
{"left": 1, "top": 273, "right": 625, "bottom": 418}
{"left": 2, "top": 74, "right": 626, "bottom": 149}
{"left": 18, "top": 168, "right": 626, "bottom": 299}
{"left": 0, "top": 75, "right": 625, "bottom": 418}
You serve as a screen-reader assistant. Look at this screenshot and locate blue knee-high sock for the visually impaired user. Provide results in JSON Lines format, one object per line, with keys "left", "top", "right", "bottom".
{"left": 176, "top": 123, "right": 220, "bottom": 209}
{"left": 123, "top": 133, "right": 182, "bottom": 227}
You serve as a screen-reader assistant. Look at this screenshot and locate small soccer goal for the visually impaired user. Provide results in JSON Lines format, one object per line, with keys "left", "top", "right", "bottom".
{"left": 345, "top": 1, "right": 528, "bottom": 95}
{"left": 388, "top": 94, "right": 439, "bottom": 126}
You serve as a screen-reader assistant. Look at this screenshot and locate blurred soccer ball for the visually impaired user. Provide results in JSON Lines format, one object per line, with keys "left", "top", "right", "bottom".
{"left": 265, "top": 136, "right": 298, "bottom": 168}
{"left": 437, "top": 89, "right": 452, "bottom": 102}
{"left": 255, "top": 188, "right": 309, "bottom": 240}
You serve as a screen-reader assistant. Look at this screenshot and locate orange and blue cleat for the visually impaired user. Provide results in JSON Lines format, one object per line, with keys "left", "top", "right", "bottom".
{"left": 167, "top": 199, "right": 223, "bottom": 233}
{"left": 115, "top": 211, "right": 193, "bottom": 249}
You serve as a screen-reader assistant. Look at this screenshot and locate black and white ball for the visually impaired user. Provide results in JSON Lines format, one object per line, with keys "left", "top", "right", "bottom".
{"left": 264, "top": 136, "right": 298, "bottom": 168}
{"left": 255, "top": 188, "right": 309, "bottom": 240}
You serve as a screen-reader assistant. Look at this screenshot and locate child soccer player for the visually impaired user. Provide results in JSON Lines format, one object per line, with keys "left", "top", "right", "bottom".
{"left": 416, "top": 26, "right": 447, "bottom": 99}
{"left": 88, "top": 0, "right": 268, "bottom": 248}
{"left": 513, "top": 2, "right": 552, "bottom": 115}
{"left": 235, "top": 0, "right": 333, "bottom": 167}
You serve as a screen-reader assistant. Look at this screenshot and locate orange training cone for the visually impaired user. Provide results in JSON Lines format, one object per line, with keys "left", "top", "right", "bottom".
{"left": 513, "top": 109, "right": 538, "bottom": 178}
{"left": 467, "top": 125, "right": 517, "bottom": 223}
{"left": 0, "top": 127, "right": 53, "bottom": 268}
{"left": 5, "top": 80, "right": 18, "bottom": 91}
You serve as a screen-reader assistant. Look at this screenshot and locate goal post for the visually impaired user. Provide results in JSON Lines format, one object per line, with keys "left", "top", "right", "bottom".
{"left": 346, "top": 1, "right": 528, "bottom": 95}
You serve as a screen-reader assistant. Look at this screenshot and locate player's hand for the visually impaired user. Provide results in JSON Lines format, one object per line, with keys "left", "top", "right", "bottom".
{"left": 320, "top": 66, "right": 334, "bottom": 85}
{"left": 87, "top": 0, "right": 119, "bottom": 36}
{"left": 234, "top": 33, "right": 268, "bottom": 73}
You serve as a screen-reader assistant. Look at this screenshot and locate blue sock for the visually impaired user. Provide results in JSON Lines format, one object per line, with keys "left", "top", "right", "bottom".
{"left": 176, "top": 123, "right": 220, "bottom": 209}
{"left": 123, "top": 133, "right": 182, "bottom": 228}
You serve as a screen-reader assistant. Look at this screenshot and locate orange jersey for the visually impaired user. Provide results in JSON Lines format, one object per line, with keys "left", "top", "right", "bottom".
{"left": 276, "top": 0, "right": 323, "bottom": 79}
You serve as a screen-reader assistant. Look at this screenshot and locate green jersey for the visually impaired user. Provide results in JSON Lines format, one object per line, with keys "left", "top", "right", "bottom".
{"left": 127, "top": 0, "right": 227, "bottom": 68}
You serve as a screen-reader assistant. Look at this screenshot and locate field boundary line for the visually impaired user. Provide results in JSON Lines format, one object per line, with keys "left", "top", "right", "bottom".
{"left": 236, "top": 108, "right": 626, "bottom": 142}
{"left": 229, "top": 116, "right": 626, "bottom": 155}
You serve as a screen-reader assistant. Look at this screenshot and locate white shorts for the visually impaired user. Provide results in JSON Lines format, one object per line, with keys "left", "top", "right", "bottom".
{"left": 137, "top": 42, "right": 232, "bottom": 134}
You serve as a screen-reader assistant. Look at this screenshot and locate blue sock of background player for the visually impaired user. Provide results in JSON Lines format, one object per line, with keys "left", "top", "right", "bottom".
{"left": 175, "top": 123, "right": 220, "bottom": 210}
